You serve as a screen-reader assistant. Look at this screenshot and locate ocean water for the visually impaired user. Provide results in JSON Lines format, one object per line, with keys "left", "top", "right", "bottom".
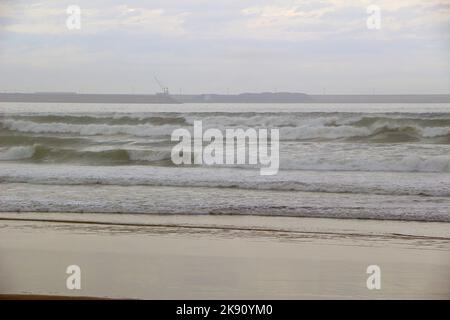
{"left": 0, "top": 102, "right": 449, "bottom": 222}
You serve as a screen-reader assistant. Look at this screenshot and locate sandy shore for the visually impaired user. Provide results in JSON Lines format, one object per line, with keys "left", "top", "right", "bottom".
{"left": 0, "top": 212, "right": 449, "bottom": 299}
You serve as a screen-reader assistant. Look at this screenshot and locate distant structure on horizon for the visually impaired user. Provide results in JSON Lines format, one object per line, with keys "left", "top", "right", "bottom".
{"left": 0, "top": 92, "right": 449, "bottom": 104}
{"left": 153, "top": 76, "right": 170, "bottom": 97}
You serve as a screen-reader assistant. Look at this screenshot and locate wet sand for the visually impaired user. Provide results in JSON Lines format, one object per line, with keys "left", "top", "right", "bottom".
{"left": 0, "top": 212, "right": 449, "bottom": 299}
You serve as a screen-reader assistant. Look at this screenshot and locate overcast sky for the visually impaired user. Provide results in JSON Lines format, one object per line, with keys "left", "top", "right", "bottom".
{"left": 0, "top": 0, "right": 449, "bottom": 94}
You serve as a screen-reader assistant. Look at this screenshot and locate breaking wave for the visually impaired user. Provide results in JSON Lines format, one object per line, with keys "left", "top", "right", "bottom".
{"left": 1, "top": 143, "right": 449, "bottom": 172}
{"left": 1, "top": 111, "right": 449, "bottom": 169}
{"left": 0, "top": 146, "right": 36, "bottom": 160}
{"left": 1, "top": 119, "right": 180, "bottom": 137}
{"left": 1, "top": 113, "right": 450, "bottom": 143}
{"left": 0, "top": 144, "right": 171, "bottom": 164}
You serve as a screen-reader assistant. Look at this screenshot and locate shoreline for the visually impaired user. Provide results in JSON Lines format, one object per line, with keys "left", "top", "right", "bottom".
{"left": 0, "top": 215, "right": 450, "bottom": 241}
{"left": 1, "top": 211, "right": 450, "bottom": 237}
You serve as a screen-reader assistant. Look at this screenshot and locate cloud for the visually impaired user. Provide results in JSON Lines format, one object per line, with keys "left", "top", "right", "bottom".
{"left": 1, "top": 0, "right": 449, "bottom": 41}
{"left": 0, "top": 2, "right": 188, "bottom": 36}
{"left": 233, "top": 0, "right": 450, "bottom": 41}
{"left": 0, "top": 0, "right": 448, "bottom": 93}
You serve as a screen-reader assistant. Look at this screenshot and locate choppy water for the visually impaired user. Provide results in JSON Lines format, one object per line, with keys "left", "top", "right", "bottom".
{"left": 1, "top": 102, "right": 449, "bottom": 221}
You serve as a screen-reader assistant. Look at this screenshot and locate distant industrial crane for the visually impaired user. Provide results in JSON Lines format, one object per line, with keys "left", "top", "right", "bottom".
{"left": 154, "top": 76, "right": 169, "bottom": 96}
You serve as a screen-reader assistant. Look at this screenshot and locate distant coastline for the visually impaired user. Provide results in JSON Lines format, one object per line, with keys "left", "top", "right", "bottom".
{"left": 1, "top": 92, "right": 450, "bottom": 104}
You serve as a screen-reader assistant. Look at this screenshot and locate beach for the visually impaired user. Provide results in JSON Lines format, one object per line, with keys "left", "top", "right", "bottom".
{"left": 1, "top": 102, "right": 449, "bottom": 299}
{"left": 1, "top": 0, "right": 450, "bottom": 303}
{"left": 0, "top": 212, "right": 449, "bottom": 299}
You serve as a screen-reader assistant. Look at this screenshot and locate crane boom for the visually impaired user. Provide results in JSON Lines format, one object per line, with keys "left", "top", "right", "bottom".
{"left": 154, "top": 76, "right": 169, "bottom": 95}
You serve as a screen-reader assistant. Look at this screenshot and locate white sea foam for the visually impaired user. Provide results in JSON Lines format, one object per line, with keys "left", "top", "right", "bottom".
{"left": 1, "top": 119, "right": 180, "bottom": 136}
{"left": 0, "top": 146, "right": 36, "bottom": 160}
{"left": 1, "top": 181, "right": 449, "bottom": 221}
{"left": 279, "top": 154, "right": 450, "bottom": 172}
{"left": 0, "top": 163, "right": 449, "bottom": 197}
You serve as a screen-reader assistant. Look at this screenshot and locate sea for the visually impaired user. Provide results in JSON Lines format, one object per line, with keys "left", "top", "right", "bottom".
{"left": 0, "top": 102, "right": 449, "bottom": 222}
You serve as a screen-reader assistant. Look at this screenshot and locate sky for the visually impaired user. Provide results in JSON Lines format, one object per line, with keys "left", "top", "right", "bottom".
{"left": 0, "top": 0, "right": 449, "bottom": 94}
